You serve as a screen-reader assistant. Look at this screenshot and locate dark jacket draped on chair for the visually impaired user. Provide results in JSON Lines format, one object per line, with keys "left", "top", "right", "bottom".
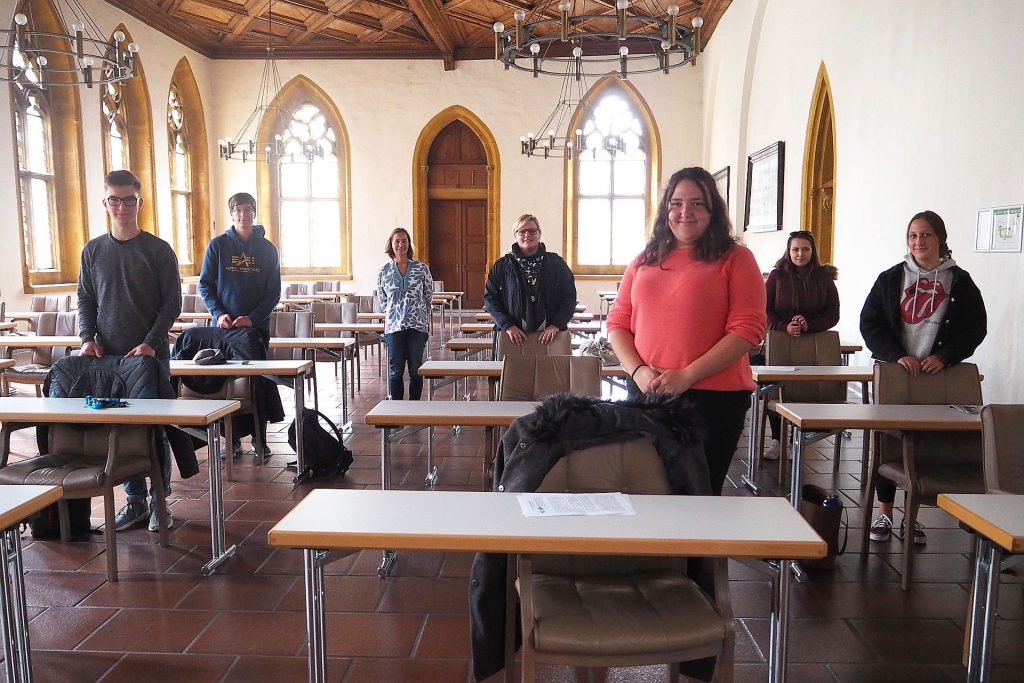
{"left": 469, "top": 392, "right": 713, "bottom": 681}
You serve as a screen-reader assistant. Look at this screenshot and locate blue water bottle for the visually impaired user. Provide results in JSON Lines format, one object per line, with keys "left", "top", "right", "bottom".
{"left": 822, "top": 493, "right": 841, "bottom": 508}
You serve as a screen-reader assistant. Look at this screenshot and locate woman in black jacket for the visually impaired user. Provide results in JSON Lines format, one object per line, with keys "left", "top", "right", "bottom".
{"left": 859, "top": 210, "right": 986, "bottom": 544}
{"left": 483, "top": 214, "right": 577, "bottom": 346}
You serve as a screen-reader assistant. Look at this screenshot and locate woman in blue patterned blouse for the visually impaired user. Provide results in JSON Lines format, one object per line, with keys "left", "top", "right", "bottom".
{"left": 376, "top": 228, "right": 434, "bottom": 399}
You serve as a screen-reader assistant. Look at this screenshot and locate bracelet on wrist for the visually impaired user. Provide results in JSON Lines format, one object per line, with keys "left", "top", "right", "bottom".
{"left": 630, "top": 364, "right": 647, "bottom": 379}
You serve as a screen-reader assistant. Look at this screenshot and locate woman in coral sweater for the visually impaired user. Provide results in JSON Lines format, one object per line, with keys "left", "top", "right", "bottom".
{"left": 608, "top": 167, "right": 766, "bottom": 494}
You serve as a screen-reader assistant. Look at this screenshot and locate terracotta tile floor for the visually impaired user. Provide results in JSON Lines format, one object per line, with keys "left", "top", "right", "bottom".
{"left": 10, "top": 334, "right": 1024, "bottom": 683}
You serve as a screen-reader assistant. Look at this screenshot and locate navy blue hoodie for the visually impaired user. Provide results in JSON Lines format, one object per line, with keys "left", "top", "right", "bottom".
{"left": 199, "top": 225, "right": 281, "bottom": 334}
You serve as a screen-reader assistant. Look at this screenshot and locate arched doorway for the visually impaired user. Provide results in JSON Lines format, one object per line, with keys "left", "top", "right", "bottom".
{"left": 413, "top": 107, "right": 500, "bottom": 309}
{"left": 801, "top": 63, "right": 836, "bottom": 263}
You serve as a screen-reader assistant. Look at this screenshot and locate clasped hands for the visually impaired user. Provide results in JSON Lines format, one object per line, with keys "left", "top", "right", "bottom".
{"left": 217, "top": 314, "right": 253, "bottom": 330}
{"left": 897, "top": 354, "right": 945, "bottom": 376}
{"left": 786, "top": 315, "right": 808, "bottom": 336}
{"left": 633, "top": 364, "right": 695, "bottom": 395}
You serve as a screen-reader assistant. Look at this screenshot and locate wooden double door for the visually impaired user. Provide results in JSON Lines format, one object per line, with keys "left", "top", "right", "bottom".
{"left": 428, "top": 198, "right": 487, "bottom": 308}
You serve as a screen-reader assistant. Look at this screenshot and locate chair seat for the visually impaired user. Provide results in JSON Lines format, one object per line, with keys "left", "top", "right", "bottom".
{"left": 0, "top": 453, "right": 151, "bottom": 492}
{"left": 878, "top": 462, "right": 986, "bottom": 499}
{"left": 7, "top": 365, "right": 49, "bottom": 377}
{"left": 529, "top": 570, "right": 725, "bottom": 656}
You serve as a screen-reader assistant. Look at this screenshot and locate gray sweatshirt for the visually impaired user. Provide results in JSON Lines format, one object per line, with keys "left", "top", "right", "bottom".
{"left": 899, "top": 253, "right": 956, "bottom": 359}
{"left": 77, "top": 231, "right": 182, "bottom": 358}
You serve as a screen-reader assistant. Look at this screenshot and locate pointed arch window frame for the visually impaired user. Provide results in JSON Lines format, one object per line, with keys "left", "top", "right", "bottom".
{"left": 99, "top": 24, "right": 158, "bottom": 238}
{"left": 168, "top": 57, "right": 212, "bottom": 277}
{"left": 563, "top": 75, "right": 662, "bottom": 277}
{"left": 8, "top": 0, "right": 90, "bottom": 290}
{"left": 256, "top": 76, "right": 352, "bottom": 277}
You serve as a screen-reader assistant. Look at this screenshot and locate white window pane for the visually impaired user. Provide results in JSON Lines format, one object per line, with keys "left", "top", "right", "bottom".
{"left": 29, "top": 177, "right": 54, "bottom": 270}
{"left": 613, "top": 158, "right": 646, "bottom": 195}
{"left": 611, "top": 199, "right": 646, "bottom": 264}
{"left": 310, "top": 160, "right": 338, "bottom": 199}
{"left": 309, "top": 115, "right": 326, "bottom": 140}
{"left": 280, "top": 200, "right": 311, "bottom": 267}
{"left": 109, "top": 127, "right": 126, "bottom": 169}
{"left": 309, "top": 201, "right": 341, "bottom": 268}
{"left": 26, "top": 112, "right": 47, "bottom": 174}
{"left": 577, "top": 198, "right": 611, "bottom": 266}
{"left": 579, "top": 157, "right": 610, "bottom": 196}
{"left": 175, "top": 194, "right": 192, "bottom": 264}
{"left": 280, "top": 162, "right": 308, "bottom": 198}
{"left": 174, "top": 150, "right": 188, "bottom": 189}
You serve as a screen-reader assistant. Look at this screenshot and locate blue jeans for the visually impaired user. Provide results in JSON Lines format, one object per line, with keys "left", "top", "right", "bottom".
{"left": 384, "top": 329, "right": 428, "bottom": 400}
{"left": 125, "top": 358, "right": 173, "bottom": 503}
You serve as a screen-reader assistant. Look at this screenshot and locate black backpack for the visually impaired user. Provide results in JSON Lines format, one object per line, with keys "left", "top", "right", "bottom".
{"left": 288, "top": 409, "right": 353, "bottom": 483}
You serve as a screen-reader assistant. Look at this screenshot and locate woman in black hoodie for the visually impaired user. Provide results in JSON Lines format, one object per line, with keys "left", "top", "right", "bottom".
{"left": 859, "top": 210, "right": 986, "bottom": 544}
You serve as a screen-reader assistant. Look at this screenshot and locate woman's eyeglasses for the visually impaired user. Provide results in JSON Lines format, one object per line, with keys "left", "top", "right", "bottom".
{"left": 105, "top": 196, "right": 139, "bottom": 207}
{"left": 515, "top": 228, "right": 540, "bottom": 237}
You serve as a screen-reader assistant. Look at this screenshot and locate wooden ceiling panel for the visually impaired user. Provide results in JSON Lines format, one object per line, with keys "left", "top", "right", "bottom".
{"left": 102, "top": 0, "right": 729, "bottom": 64}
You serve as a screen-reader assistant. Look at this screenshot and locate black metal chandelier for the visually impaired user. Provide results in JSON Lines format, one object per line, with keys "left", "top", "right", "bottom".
{"left": 493, "top": 0, "right": 703, "bottom": 79}
{"left": 1, "top": 0, "right": 138, "bottom": 88}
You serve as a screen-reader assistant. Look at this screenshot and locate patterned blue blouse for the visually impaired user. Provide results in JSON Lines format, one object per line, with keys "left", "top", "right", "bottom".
{"left": 376, "top": 259, "right": 434, "bottom": 335}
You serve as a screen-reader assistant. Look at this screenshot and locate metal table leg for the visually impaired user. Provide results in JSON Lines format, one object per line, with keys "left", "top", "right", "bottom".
{"left": 294, "top": 372, "right": 306, "bottom": 472}
{"left": 0, "top": 526, "right": 32, "bottom": 682}
{"left": 304, "top": 548, "right": 327, "bottom": 683}
{"left": 967, "top": 536, "right": 1001, "bottom": 683}
{"left": 768, "top": 558, "right": 792, "bottom": 683}
{"left": 202, "top": 421, "right": 238, "bottom": 576}
{"left": 740, "top": 386, "right": 765, "bottom": 495}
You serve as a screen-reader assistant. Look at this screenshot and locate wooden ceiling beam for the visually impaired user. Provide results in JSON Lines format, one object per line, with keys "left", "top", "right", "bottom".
{"left": 404, "top": 0, "right": 457, "bottom": 69}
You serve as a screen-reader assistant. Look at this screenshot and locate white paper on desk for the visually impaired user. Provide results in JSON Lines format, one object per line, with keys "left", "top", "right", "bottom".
{"left": 517, "top": 492, "right": 636, "bottom": 517}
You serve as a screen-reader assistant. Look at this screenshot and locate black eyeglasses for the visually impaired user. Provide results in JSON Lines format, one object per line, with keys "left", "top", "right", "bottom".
{"left": 515, "top": 228, "right": 540, "bottom": 237}
{"left": 106, "top": 196, "right": 139, "bottom": 207}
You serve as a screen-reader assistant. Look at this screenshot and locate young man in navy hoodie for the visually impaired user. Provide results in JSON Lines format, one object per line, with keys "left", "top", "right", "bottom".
{"left": 198, "top": 192, "right": 282, "bottom": 455}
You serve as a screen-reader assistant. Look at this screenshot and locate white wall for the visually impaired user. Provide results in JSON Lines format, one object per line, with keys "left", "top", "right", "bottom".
{"left": 703, "top": 0, "right": 1024, "bottom": 402}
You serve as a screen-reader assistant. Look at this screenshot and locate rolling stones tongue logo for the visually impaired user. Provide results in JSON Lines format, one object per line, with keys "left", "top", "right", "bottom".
{"left": 901, "top": 278, "right": 949, "bottom": 324}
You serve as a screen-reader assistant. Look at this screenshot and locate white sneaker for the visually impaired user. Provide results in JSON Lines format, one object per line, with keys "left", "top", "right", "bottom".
{"left": 763, "top": 439, "right": 781, "bottom": 460}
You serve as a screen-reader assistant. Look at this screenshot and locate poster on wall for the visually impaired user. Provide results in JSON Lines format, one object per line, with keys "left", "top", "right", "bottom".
{"left": 744, "top": 142, "right": 785, "bottom": 233}
{"left": 975, "top": 205, "right": 1023, "bottom": 252}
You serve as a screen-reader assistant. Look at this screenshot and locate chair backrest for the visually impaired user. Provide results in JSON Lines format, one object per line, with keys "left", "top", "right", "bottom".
{"left": 284, "top": 283, "right": 313, "bottom": 298}
{"left": 766, "top": 330, "right": 846, "bottom": 403}
{"left": 181, "top": 294, "right": 209, "bottom": 314}
{"left": 269, "top": 311, "right": 314, "bottom": 360}
{"left": 981, "top": 404, "right": 1024, "bottom": 494}
{"left": 498, "top": 355, "right": 601, "bottom": 401}
{"left": 32, "top": 311, "right": 77, "bottom": 365}
{"left": 432, "top": 280, "right": 445, "bottom": 292}
{"left": 355, "top": 295, "right": 379, "bottom": 313}
{"left": 182, "top": 283, "right": 199, "bottom": 295}
{"left": 874, "top": 362, "right": 983, "bottom": 467}
{"left": 313, "top": 280, "right": 335, "bottom": 293}
{"left": 30, "top": 295, "right": 72, "bottom": 312}
{"left": 532, "top": 437, "right": 680, "bottom": 575}
{"left": 496, "top": 331, "right": 571, "bottom": 360}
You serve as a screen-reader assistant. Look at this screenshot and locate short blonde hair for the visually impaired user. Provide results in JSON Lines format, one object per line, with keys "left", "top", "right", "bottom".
{"left": 513, "top": 214, "right": 540, "bottom": 234}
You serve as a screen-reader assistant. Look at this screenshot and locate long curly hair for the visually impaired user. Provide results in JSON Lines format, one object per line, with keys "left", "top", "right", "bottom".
{"left": 770, "top": 230, "right": 838, "bottom": 313}
{"left": 642, "top": 167, "right": 735, "bottom": 266}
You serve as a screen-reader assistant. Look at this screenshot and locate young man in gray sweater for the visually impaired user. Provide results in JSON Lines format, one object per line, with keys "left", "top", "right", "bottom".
{"left": 78, "top": 169, "right": 182, "bottom": 532}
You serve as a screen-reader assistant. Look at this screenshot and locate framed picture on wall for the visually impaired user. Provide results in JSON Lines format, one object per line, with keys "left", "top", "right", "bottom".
{"left": 744, "top": 141, "right": 785, "bottom": 232}
{"left": 713, "top": 166, "right": 730, "bottom": 209}
{"left": 975, "top": 205, "right": 1023, "bottom": 252}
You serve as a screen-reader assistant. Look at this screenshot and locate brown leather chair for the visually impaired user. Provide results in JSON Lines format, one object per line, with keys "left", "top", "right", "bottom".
{"left": 353, "top": 295, "right": 383, "bottom": 375}
{"left": 498, "top": 355, "right": 601, "bottom": 401}
{"left": 981, "top": 404, "right": 1024, "bottom": 495}
{"left": 179, "top": 375, "right": 266, "bottom": 479}
{"left": 7, "top": 311, "right": 77, "bottom": 396}
{"left": 517, "top": 438, "right": 734, "bottom": 681}
{"left": 28, "top": 295, "right": 72, "bottom": 333}
{"left": 0, "top": 424, "right": 169, "bottom": 582}
{"left": 860, "top": 362, "right": 985, "bottom": 589}
{"left": 180, "top": 294, "right": 210, "bottom": 325}
{"left": 761, "top": 330, "right": 848, "bottom": 473}
{"left": 496, "top": 330, "right": 571, "bottom": 361}
{"left": 269, "top": 310, "right": 317, "bottom": 405}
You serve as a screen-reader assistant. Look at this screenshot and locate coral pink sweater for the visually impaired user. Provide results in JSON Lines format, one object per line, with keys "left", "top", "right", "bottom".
{"left": 607, "top": 245, "right": 766, "bottom": 392}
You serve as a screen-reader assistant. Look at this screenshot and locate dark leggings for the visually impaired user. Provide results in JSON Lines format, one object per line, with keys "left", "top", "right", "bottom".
{"left": 627, "top": 378, "right": 749, "bottom": 495}
{"left": 384, "top": 328, "right": 429, "bottom": 400}
{"left": 875, "top": 477, "right": 898, "bottom": 505}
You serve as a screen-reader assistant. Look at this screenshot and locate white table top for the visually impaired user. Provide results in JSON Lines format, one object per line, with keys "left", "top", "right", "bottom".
{"left": 268, "top": 337, "right": 355, "bottom": 350}
{"left": 0, "top": 336, "right": 81, "bottom": 348}
{"left": 418, "top": 360, "right": 625, "bottom": 378}
{"left": 0, "top": 359, "right": 15, "bottom": 370}
{"left": 938, "top": 493, "right": 1024, "bottom": 553}
{"left": 268, "top": 489, "right": 826, "bottom": 559}
{"left": 776, "top": 402, "right": 983, "bottom": 431}
{"left": 0, "top": 485, "right": 63, "bottom": 530}
{"left": 315, "top": 322, "right": 384, "bottom": 333}
{"left": 365, "top": 400, "right": 536, "bottom": 427}
{"left": 170, "top": 359, "right": 313, "bottom": 377}
{"left": 752, "top": 365, "right": 874, "bottom": 383}
{"left": 0, "top": 397, "right": 239, "bottom": 426}
{"left": 446, "top": 338, "right": 583, "bottom": 350}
